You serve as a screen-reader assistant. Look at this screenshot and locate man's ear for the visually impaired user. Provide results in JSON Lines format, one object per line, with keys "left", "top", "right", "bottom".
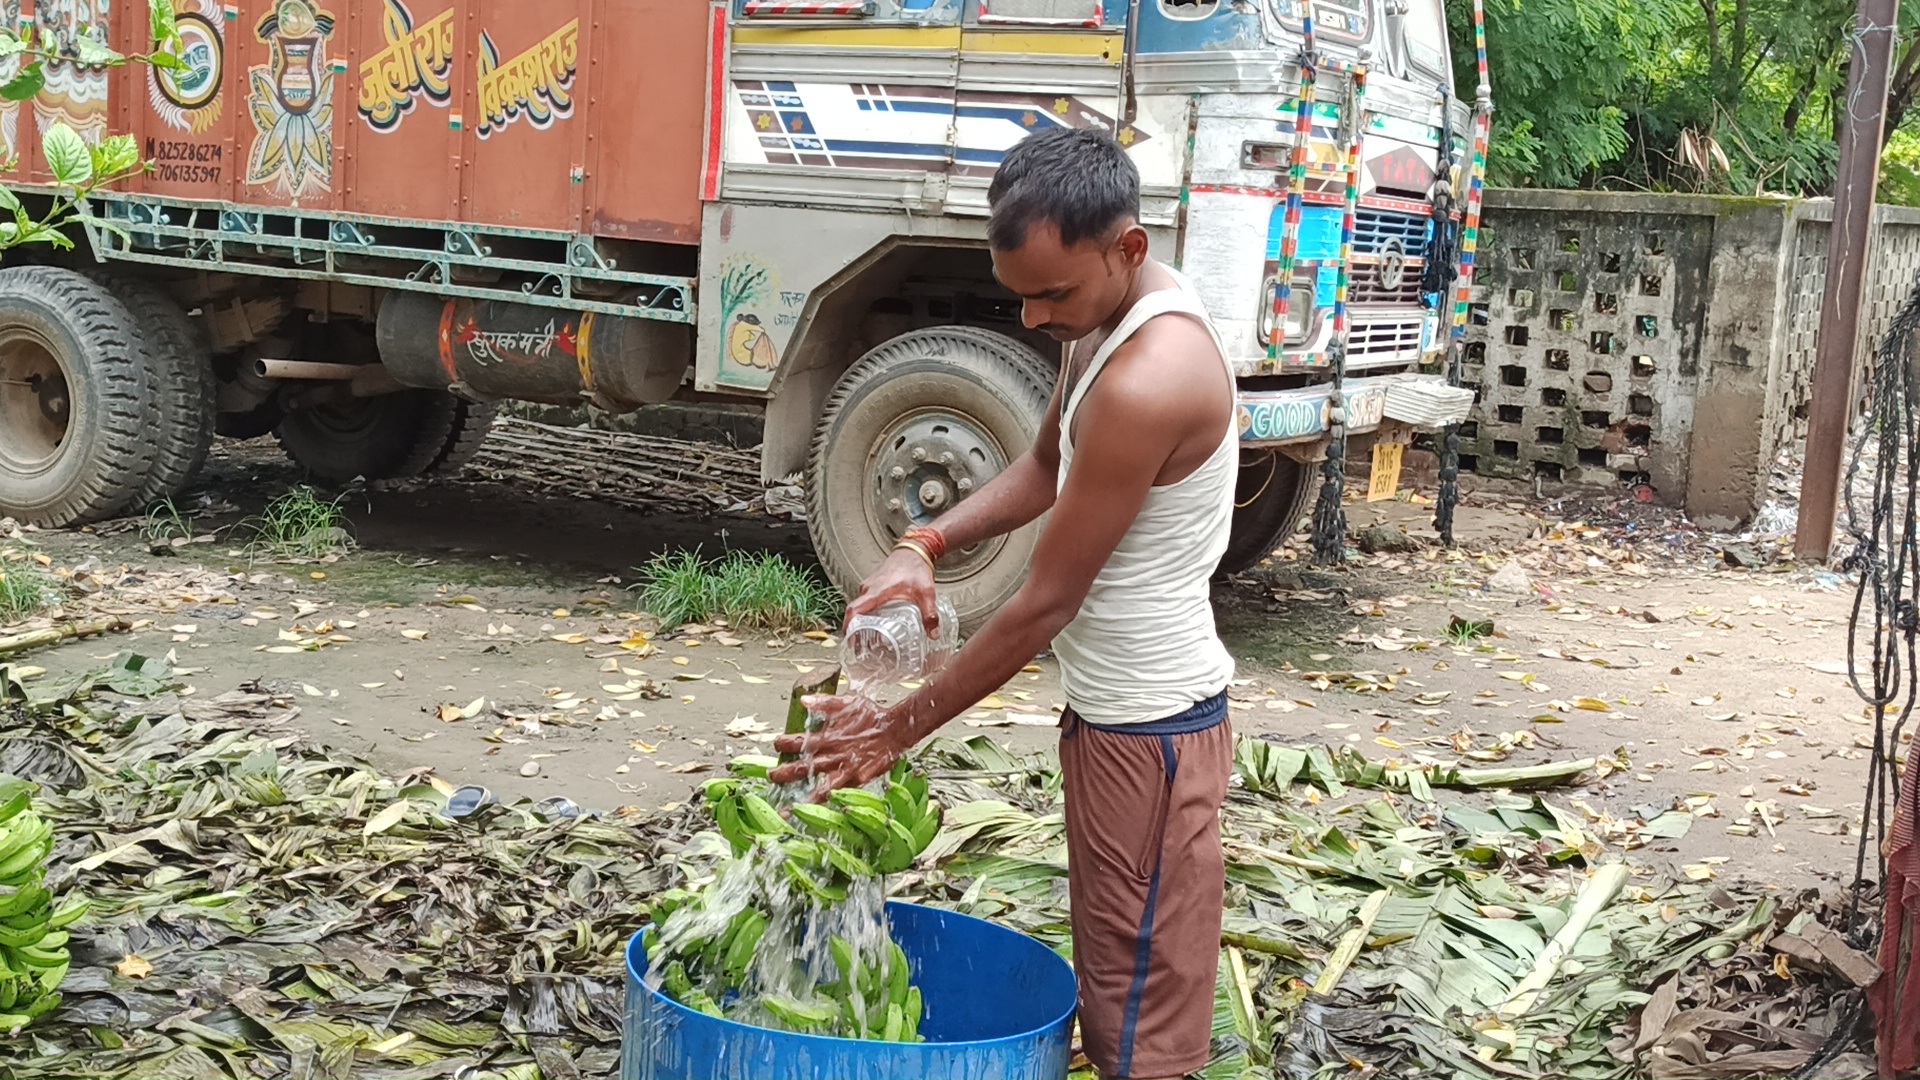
{"left": 1115, "top": 222, "right": 1150, "bottom": 267}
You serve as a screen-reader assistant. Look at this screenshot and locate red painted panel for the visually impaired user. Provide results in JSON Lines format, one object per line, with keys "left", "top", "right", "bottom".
{"left": 230, "top": 0, "right": 345, "bottom": 209}
{"left": 584, "top": 0, "right": 707, "bottom": 244}
{"left": 130, "top": 0, "right": 238, "bottom": 200}
{"left": 456, "top": 0, "right": 586, "bottom": 232}
{"left": 339, "top": 0, "right": 461, "bottom": 218}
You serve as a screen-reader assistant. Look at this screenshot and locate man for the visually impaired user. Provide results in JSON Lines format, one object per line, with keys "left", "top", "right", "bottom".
{"left": 770, "top": 126, "right": 1238, "bottom": 1079}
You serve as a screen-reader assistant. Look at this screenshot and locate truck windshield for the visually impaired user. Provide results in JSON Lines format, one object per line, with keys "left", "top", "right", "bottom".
{"left": 1402, "top": 0, "right": 1450, "bottom": 82}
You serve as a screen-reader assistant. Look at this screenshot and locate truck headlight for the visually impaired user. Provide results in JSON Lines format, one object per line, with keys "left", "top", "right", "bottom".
{"left": 1257, "top": 270, "right": 1321, "bottom": 347}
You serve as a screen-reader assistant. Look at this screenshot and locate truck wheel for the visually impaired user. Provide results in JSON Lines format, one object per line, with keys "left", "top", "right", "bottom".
{"left": 0, "top": 267, "right": 153, "bottom": 526}
{"left": 1216, "top": 450, "right": 1312, "bottom": 576}
{"left": 275, "top": 387, "right": 477, "bottom": 483}
{"left": 808, "top": 326, "right": 1054, "bottom": 633}
{"left": 90, "top": 274, "right": 215, "bottom": 508}
{"left": 421, "top": 398, "right": 495, "bottom": 476}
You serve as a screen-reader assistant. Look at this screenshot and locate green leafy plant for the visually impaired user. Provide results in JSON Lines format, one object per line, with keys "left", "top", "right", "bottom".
{"left": 243, "top": 487, "right": 353, "bottom": 562}
{"left": 0, "top": 556, "right": 53, "bottom": 624}
{"left": 0, "top": 0, "right": 182, "bottom": 252}
{"left": 636, "top": 549, "right": 839, "bottom": 633}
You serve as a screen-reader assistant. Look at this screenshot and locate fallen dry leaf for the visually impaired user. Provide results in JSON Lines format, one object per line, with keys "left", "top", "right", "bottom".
{"left": 116, "top": 955, "right": 153, "bottom": 979}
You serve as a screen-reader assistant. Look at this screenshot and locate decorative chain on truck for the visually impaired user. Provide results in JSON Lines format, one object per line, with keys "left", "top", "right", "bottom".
{"left": 0, "top": 0, "right": 1478, "bottom": 629}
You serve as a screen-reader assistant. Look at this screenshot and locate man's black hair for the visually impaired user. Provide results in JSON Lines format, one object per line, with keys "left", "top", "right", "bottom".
{"left": 987, "top": 127, "right": 1140, "bottom": 251}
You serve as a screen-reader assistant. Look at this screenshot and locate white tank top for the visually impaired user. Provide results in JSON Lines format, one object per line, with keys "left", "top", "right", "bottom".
{"left": 1051, "top": 266, "right": 1238, "bottom": 725}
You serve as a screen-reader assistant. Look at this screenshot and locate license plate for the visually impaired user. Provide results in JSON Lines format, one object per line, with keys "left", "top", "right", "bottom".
{"left": 1367, "top": 442, "right": 1404, "bottom": 502}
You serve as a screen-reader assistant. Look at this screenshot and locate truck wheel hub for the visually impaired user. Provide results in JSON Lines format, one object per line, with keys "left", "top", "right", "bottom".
{"left": 869, "top": 409, "right": 1005, "bottom": 579}
{"left": 0, "top": 332, "right": 70, "bottom": 470}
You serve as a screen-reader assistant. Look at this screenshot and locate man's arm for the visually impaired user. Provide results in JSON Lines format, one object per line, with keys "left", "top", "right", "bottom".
{"left": 773, "top": 330, "right": 1211, "bottom": 792}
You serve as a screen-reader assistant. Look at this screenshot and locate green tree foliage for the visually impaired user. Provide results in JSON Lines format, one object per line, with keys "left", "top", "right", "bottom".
{"left": 1448, "top": 0, "right": 1920, "bottom": 201}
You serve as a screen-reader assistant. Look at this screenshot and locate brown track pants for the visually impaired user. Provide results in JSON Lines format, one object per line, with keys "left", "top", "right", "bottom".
{"left": 1060, "top": 704, "right": 1233, "bottom": 1079}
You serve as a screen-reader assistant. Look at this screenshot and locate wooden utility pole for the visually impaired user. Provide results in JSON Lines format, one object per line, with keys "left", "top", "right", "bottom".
{"left": 1796, "top": 0, "right": 1900, "bottom": 561}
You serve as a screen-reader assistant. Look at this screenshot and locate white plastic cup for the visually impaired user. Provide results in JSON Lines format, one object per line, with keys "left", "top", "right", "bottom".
{"left": 843, "top": 597, "right": 959, "bottom": 690}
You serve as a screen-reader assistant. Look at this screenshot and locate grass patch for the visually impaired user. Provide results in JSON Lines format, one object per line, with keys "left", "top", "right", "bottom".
{"left": 636, "top": 549, "right": 840, "bottom": 633}
{"left": 0, "top": 554, "right": 56, "bottom": 623}
{"left": 141, "top": 498, "right": 196, "bottom": 547}
{"left": 244, "top": 487, "right": 354, "bottom": 562}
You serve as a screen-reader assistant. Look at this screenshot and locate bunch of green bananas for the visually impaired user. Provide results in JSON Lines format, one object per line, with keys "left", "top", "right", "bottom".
{"left": 0, "top": 778, "right": 84, "bottom": 1033}
{"left": 759, "top": 935, "right": 923, "bottom": 1042}
{"left": 647, "top": 755, "right": 942, "bottom": 1041}
{"left": 703, "top": 755, "right": 941, "bottom": 904}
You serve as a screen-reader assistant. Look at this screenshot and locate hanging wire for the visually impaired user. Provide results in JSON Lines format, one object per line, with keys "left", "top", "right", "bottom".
{"left": 1801, "top": 273, "right": 1920, "bottom": 1074}
{"left": 1840, "top": 274, "right": 1920, "bottom": 921}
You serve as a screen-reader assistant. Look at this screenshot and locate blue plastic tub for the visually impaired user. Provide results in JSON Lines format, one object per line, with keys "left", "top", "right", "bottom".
{"left": 621, "top": 901, "right": 1077, "bottom": 1080}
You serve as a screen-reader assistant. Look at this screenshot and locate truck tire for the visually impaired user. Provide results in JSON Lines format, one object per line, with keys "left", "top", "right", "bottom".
{"left": 275, "top": 387, "right": 479, "bottom": 483}
{"left": 0, "top": 267, "right": 154, "bottom": 526}
{"left": 89, "top": 274, "right": 215, "bottom": 509}
{"left": 808, "top": 326, "right": 1054, "bottom": 633}
{"left": 421, "top": 398, "right": 496, "bottom": 476}
{"left": 1216, "top": 450, "right": 1313, "bottom": 576}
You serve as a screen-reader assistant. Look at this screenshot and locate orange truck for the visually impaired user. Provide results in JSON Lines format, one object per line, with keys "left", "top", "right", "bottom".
{"left": 0, "top": 0, "right": 1472, "bottom": 626}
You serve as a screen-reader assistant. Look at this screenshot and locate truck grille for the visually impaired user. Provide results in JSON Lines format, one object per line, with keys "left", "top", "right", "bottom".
{"left": 1353, "top": 210, "right": 1429, "bottom": 256}
{"left": 1347, "top": 312, "right": 1425, "bottom": 366}
{"left": 1348, "top": 269, "right": 1427, "bottom": 306}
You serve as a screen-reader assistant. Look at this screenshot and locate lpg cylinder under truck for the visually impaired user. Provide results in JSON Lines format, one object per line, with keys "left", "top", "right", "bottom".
{"left": 0, "top": 0, "right": 1479, "bottom": 628}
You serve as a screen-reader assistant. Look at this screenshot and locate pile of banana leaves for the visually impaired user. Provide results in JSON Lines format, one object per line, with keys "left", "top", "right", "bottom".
{"left": 894, "top": 735, "right": 1875, "bottom": 1079}
{"left": 0, "top": 656, "right": 1876, "bottom": 1079}
{"left": 0, "top": 656, "right": 683, "bottom": 1079}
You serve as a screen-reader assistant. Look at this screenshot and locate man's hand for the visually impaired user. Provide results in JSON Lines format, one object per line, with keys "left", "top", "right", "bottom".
{"left": 846, "top": 547, "right": 938, "bottom": 632}
{"left": 768, "top": 693, "right": 906, "bottom": 799}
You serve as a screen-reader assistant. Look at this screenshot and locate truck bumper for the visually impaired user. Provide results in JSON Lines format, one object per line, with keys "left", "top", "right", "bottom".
{"left": 1236, "top": 372, "right": 1473, "bottom": 447}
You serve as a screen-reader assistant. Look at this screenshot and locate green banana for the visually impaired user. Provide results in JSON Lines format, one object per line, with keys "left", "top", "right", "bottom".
{"left": 837, "top": 805, "right": 891, "bottom": 846}
{"left": 9, "top": 943, "right": 65, "bottom": 968}
{"left": 0, "top": 813, "right": 48, "bottom": 865}
{"left": 819, "top": 842, "right": 875, "bottom": 881}
{"left": 45, "top": 899, "right": 86, "bottom": 931}
{"left": 782, "top": 861, "right": 847, "bottom": 904}
{"left": 827, "top": 788, "right": 889, "bottom": 815}
{"left": 722, "top": 908, "right": 768, "bottom": 982}
{"left": 0, "top": 975, "right": 18, "bottom": 1011}
{"left": 661, "top": 960, "right": 694, "bottom": 999}
{"left": 0, "top": 784, "right": 31, "bottom": 827}
{"left": 887, "top": 942, "right": 909, "bottom": 1008}
{"left": 0, "top": 884, "right": 48, "bottom": 921}
{"left": 908, "top": 804, "right": 940, "bottom": 854}
{"left": 830, "top": 936, "right": 856, "bottom": 982}
{"left": 701, "top": 778, "right": 741, "bottom": 802}
{"left": 847, "top": 987, "right": 870, "bottom": 1038}
{"left": 713, "top": 797, "right": 752, "bottom": 855}
{"left": 904, "top": 986, "right": 923, "bottom": 1041}
{"left": 0, "top": 916, "right": 49, "bottom": 949}
{"left": 35, "top": 930, "right": 66, "bottom": 952}
{"left": 682, "top": 988, "right": 726, "bottom": 1018}
{"left": 788, "top": 803, "right": 848, "bottom": 837}
{"left": 763, "top": 995, "right": 838, "bottom": 1032}
{"left": 22, "top": 991, "right": 58, "bottom": 1019}
{"left": 0, "top": 834, "right": 52, "bottom": 883}
{"left": 882, "top": 1002, "right": 904, "bottom": 1042}
{"left": 902, "top": 771, "right": 929, "bottom": 807}
{"left": 30, "top": 961, "right": 64, "bottom": 995}
{"left": 884, "top": 784, "right": 917, "bottom": 826}
{"left": 876, "top": 819, "right": 917, "bottom": 874}
{"left": 729, "top": 754, "right": 779, "bottom": 779}
{"left": 888, "top": 759, "right": 910, "bottom": 785}
{"left": 738, "top": 794, "right": 793, "bottom": 838}
{"left": 0, "top": 1012, "right": 30, "bottom": 1033}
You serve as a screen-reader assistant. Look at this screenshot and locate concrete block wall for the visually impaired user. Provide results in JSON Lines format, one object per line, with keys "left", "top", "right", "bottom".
{"left": 1461, "top": 191, "right": 1920, "bottom": 530}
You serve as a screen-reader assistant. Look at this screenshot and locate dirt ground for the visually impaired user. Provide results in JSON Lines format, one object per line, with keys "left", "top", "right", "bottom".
{"left": 0, "top": 437, "right": 1879, "bottom": 896}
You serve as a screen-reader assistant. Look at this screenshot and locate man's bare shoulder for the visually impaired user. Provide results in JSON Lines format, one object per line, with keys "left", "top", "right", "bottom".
{"left": 1091, "top": 312, "right": 1231, "bottom": 418}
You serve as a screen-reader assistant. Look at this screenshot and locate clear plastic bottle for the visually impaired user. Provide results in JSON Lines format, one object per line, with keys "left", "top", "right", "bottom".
{"left": 842, "top": 596, "right": 959, "bottom": 691}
